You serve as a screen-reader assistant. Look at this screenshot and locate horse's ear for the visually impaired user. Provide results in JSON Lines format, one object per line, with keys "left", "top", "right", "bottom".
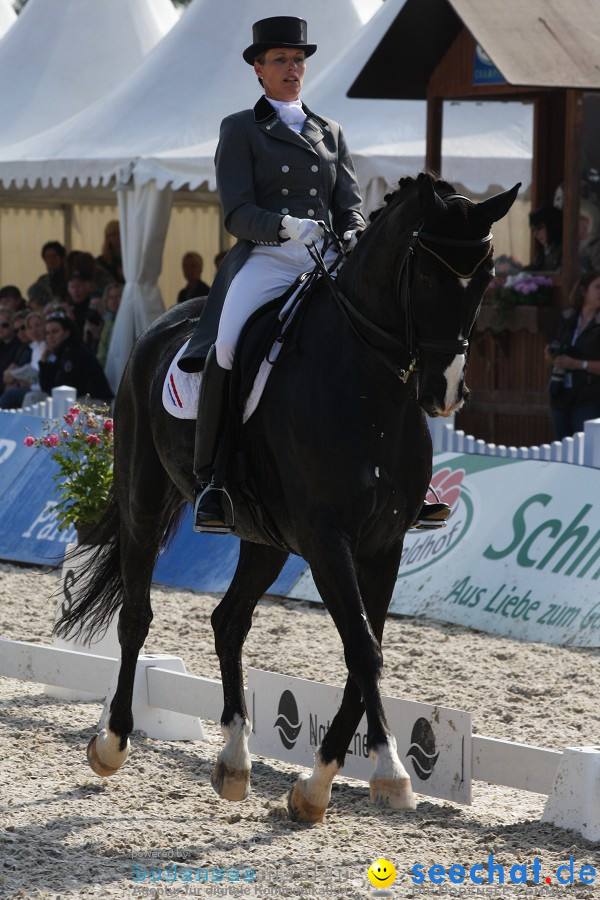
{"left": 418, "top": 173, "right": 447, "bottom": 224}
{"left": 476, "top": 183, "right": 521, "bottom": 224}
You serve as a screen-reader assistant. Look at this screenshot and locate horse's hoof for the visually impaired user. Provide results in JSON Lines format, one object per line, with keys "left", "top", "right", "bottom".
{"left": 86, "top": 733, "right": 129, "bottom": 777}
{"left": 211, "top": 760, "right": 250, "bottom": 801}
{"left": 369, "top": 776, "right": 416, "bottom": 811}
{"left": 287, "top": 778, "right": 327, "bottom": 824}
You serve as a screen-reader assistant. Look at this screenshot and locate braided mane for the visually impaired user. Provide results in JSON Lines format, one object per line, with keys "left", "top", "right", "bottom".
{"left": 368, "top": 173, "right": 457, "bottom": 224}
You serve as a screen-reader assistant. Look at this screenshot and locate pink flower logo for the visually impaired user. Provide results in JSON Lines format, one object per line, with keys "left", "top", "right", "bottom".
{"left": 427, "top": 467, "right": 465, "bottom": 509}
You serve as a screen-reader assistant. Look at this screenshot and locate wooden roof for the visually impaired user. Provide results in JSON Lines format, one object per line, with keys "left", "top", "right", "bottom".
{"left": 349, "top": 0, "right": 600, "bottom": 99}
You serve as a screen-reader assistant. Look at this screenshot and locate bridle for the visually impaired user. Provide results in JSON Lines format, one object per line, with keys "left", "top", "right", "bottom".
{"left": 309, "top": 194, "right": 494, "bottom": 383}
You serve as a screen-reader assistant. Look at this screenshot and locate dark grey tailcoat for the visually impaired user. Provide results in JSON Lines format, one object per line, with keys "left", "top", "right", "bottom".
{"left": 178, "top": 95, "right": 365, "bottom": 371}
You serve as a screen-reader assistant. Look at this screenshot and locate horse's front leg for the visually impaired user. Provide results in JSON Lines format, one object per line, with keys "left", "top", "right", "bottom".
{"left": 289, "top": 537, "right": 415, "bottom": 822}
{"left": 211, "top": 541, "right": 289, "bottom": 802}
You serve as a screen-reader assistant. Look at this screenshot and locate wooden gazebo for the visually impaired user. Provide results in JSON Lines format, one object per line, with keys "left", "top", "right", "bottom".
{"left": 349, "top": 0, "right": 600, "bottom": 445}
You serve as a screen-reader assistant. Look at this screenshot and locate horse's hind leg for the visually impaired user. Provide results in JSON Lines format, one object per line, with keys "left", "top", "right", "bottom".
{"left": 211, "top": 540, "right": 289, "bottom": 801}
{"left": 289, "top": 539, "right": 414, "bottom": 821}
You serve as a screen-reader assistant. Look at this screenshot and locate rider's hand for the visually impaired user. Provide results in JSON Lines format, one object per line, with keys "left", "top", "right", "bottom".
{"left": 342, "top": 229, "right": 361, "bottom": 253}
{"left": 280, "top": 215, "right": 324, "bottom": 246}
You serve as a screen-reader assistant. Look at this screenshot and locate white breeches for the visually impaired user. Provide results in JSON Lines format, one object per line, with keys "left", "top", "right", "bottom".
{"left": 215, "top": 240, "right": 338, "bottom": 370}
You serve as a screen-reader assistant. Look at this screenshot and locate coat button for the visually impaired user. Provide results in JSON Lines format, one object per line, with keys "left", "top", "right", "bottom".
{"left": 311, "top": 164, "right": 318, "bottom": 172}
{"left": 307, "top": 209, "right": 315, "bottom": 216}
{"left": 281, "top": 188, "right": 289, "bottom": 195}
{"left": 281, "top": 208, "right": 289, "bottom": 214}
{"left": 309, "top": 188, "right": 317, "bottom": 196}
{"left": 282, "top": 165, "right": 290, "bottom": 173}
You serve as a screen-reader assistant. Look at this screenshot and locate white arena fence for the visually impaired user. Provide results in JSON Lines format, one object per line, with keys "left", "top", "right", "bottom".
{"left": 0, "top": 635, "right": 599, "bottom": 841}
{"left": 4, "top": 388, "right": 600, "bottom": 470}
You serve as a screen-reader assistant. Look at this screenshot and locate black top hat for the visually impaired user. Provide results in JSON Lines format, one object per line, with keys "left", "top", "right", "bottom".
{"left": 243, "top": 17, "right": 317, "bottom": 65}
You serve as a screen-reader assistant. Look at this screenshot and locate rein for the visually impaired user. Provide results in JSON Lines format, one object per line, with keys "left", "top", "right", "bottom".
{"left": 306, "top": 197, "right": 494, "bottom": 382}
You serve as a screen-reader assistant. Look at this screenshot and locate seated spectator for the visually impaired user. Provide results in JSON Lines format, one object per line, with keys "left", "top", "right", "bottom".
{"left": 27, "top": 281, "right": 53, "bottom": 312}
{"left": 0, "top": 285, "right": 26, "bottom": 313}
{"left": 38, "top": 313, "right": 113, "bottom": 401}
{"left": 97, "top": 283, "right": 123, "bottom": 367}
{"left": 214, "top": 250, "right": 228, "bottom": 271}
{"left": 37, "top": 241, "right": 68, "bottom": 300}
{"left": 0, "top": 311, "right": 43, "bottom": 409}
{"left": 523, "top": 206, "right": 563, "bottom": 272}
{"left": 96, "top": 220, "right": 124, "bottom": 285}
{"left": 66, "top": 269, "right": 94, "bottom": 335}
{"left": 0, "top": 309, "right": 20, "bottom": 375}
{"left": 177, "top": 252, "right": 210, "bottom": 304}
{"left": 82, "top": 294, "right": 106, "bottom": 356}
{"left": 579, "top": 199, "right": 600, "bottom": 274}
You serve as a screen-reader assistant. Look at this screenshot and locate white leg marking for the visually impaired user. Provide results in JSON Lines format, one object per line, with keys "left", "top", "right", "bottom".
{"left": 300, "top": 750, "right": 340, "bottom": 809}
{"left": 370, "top": 735, "right": 416, "bottom": 810}
{"left": 442, "top": 353, "right": 466, "bottom": 414}
{"left": 95, "top": 719, "right": 130, "bottom": 769}
{"left": 219, "top": 713, "right": 251, "bottom": 773}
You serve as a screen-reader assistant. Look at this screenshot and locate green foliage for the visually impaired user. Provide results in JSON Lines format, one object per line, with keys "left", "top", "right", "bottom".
{"left": 25, "top": 403, "right": 114, "bottom": 530}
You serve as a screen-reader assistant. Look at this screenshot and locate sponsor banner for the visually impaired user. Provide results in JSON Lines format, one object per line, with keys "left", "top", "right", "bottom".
{"left": 0, "top": 413, "right": 306, "bottom": 592}
{"left": 288, "top": 453, "right": 600, "bottom": 647}
{"left": 248, "top": 668, "right": 472, "bottom": 804}
{"left": 472, "top": 43, "right": 506, "bottom": 86}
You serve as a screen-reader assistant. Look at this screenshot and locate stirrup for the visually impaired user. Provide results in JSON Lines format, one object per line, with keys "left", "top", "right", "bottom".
{"left": 410, "top": 500, "right": 451, "bottom": 531}
{"left": 193, "top": 483, "right": 235, "bottom": 534}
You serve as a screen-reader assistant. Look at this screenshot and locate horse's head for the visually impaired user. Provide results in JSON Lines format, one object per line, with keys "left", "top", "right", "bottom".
{"left": 408, "top": 174, "right": 520, "bottom": 417}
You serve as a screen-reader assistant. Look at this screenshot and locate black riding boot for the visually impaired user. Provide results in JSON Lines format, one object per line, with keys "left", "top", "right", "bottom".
{"left": 193, "top": 345, "right": 234, "bottom": 534}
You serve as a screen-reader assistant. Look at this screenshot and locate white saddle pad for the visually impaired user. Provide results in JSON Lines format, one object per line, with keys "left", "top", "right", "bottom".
{"left": 163, "top": 287, "right": 306, "bottom": 422}
{"left": 162, "top": 340, "right": 201, "bottom": 419}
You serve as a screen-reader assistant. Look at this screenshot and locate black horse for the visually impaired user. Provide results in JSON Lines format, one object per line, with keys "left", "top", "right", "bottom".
{"left": 56, "top": 173, "right": 518, "bottom": 823}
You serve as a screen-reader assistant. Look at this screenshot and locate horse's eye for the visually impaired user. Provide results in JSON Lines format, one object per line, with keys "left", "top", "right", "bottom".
{"left": 420, "top": 273, "right": 431, "bottom": 286}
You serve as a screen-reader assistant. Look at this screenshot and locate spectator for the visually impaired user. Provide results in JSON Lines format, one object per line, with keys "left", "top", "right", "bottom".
{"left": 214, "top": 250, "right": 228, "bottom": 271}
{"left": 177, "top": 252, "right": 210, "bottom": 304}
{"left": 38, "top": 313, "right": 113, "bottom": 401}
{"left": 97, "top": 283, "right": 123, "bottom": 367}
{"left": 37, "top": 241, "right": 68, "bottom": 300}
{"left": 545, "top": 270, "right": 600, "bottom": 438}
{"left": 0, "top": 285, "right": 26, "bottom": 313}
{"left": 82, "top": 294, "right": 106, "bottom": 356}
{"left": 579, "top": 199, "right": 600, "bottom": 274}
{"left": 27, "top": 281, "right": 53, "bottom": 312}
{"left": 0, "top": 311, "right": 44, "bottom": 409}
{"left": 66, "top": 269, "right": 94, "bottom": 335}
{"left": 524, "top": 206, "right": 563, "bottom": 272}
{"left": 96, "top": 220, "right": 124, "bottom": 285}
{"left": 0, "top": 310, "right": 20, "bottom": 374}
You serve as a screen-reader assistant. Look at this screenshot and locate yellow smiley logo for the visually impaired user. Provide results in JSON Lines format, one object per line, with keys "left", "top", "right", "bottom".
{"left": 368, "top": 858, "right": 397, "bottom": 888}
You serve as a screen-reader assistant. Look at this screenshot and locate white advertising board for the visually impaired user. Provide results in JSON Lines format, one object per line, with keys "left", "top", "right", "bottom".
{"left": 289, "top": 454, "right": 600, "bottom": 647}
{"left": 248, "top": 668, "right": 472, "bottom": 804}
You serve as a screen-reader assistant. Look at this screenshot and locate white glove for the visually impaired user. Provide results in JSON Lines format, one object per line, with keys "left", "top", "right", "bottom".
{"left": 280, "top": 215, "right": 324, "bottom": 246}
{"left": 343, "top": 229, "right": 360, "bottom": 252}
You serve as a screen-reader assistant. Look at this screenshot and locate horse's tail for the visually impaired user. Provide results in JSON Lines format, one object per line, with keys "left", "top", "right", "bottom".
{"left": 53, "top": 493, "right": 124, "bottom": 642}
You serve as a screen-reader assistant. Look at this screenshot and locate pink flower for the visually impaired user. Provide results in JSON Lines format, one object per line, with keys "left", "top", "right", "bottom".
{"left": 43, "top": 434, "right": 60, "bottom": 448}
{"left": 23, "top": 435, "right": 35, "bottom": 447}
{"left": 103, "top": 419, "right": 114, "bottom": 433}
{"left": 68, "top": 406, "right": 80, "bottom": 416}
{"left": 87, "top": 434, "right": 101, "bottom": 446}
{"left": 64, "top": 413, "right": 75, "bottom": 426}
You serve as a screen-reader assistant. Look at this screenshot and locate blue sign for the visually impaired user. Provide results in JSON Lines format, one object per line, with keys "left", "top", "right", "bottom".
{"left": 0, "top": 413, "right": 309, "bottom": 594}
{"left": 473, "top": 43, "right": 505, "bottom": 86}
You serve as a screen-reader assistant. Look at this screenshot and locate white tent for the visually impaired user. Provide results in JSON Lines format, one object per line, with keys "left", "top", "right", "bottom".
{"left": 0, "top": 0, "right": 178, "bottom": 149}
{"left": 0, "top": 0, "right": 15, "bottom": 39}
